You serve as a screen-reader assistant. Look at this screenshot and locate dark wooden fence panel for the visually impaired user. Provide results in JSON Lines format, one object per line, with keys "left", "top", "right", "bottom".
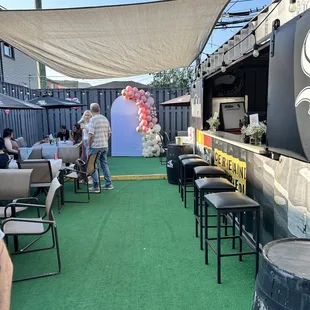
{"left": 0, "top": 81, "right": 189, "bottom": 147}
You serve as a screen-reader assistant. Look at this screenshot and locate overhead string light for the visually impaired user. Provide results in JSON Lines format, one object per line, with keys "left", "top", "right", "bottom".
{"left": 201, "top": 0, "right": 283, "bottom": 73}
{"left": 289, "top": 0, "right": 297, "bottom": 13}
{"left": 221, "top": 53, "right": 227, "bottom": 73}
{"left": 252, "top": 31, "right": 260, "bottom": 58}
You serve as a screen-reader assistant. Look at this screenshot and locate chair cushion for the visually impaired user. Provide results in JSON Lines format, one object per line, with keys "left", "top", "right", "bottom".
{"left": 204, "top": 192, "right": 260, "bottom": 210}
{"left": 194, "top": 166, "right": 226, "bottom": 177}
{"left": 178, "top": 154, "right": 201, "bottom": 161}
{"left": 3, "top": 218, "right": 45, "bottom": 234}
{"left": 182, "top": 158, "right": 208, "bottom": 167}
{"left": 195, "top": 178, "right": 235, "bottom": 191}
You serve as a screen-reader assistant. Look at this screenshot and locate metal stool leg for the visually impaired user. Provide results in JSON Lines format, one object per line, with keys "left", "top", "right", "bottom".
{"left": 232, "top": 213, "right": 236, "bottom": 249}
{"left": 255, "top": 209, "right": 260, "bottom": 277}
{"left": 204, "top": 200, "right": 209, "bottom": 264}
{"left": 194, "top": 185, "right": 198, "bottom": 237}
{"left": 224, "top": 215, "right": 228, "bottom": 236}
{"left": 239, "top": 212, "right": 243, "bottom": 262}
{"left": 184, "top": 169, "right": 187, "bottom": 208}
{"left": 178, "top": 161, "right": 181, "bottom": 193}
{"left": 217, "top": 211, "right": 222, "bottom": 284}
{"left": 181, "top": 165, "right": 184, "bottom": 201}
{"left": 200, "top": 189, "right": 204, "bottom": 251}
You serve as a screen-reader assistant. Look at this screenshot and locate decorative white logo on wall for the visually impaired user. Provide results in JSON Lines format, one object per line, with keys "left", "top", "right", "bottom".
{"left": 301, "top": 30, "right": 310, "bottom": 77}
{"left": 167, "top": 160, "right": 173, "bottom": 168}
{"left": 295, "top": 30, "right": 310, "bottom": 114}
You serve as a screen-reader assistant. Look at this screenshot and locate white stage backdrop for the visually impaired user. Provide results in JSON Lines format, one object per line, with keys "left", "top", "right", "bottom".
{"left": 111, "top": 96, "right": 142, "bottom": 156}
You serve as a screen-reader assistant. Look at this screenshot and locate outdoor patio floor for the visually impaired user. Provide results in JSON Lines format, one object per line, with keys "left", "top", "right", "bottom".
{"left": 10, "top": 157, "right": 255, "bottom": 310}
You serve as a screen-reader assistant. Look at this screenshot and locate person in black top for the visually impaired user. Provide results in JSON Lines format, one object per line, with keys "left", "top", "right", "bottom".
{"left": 71, "top": 123, "right": 82, "bottom": 145}
{"left": 57, "top": 125, "right": 70, "bottom": 141}
{"left": 0, "top": 138, "right": 10, "bottom": 169}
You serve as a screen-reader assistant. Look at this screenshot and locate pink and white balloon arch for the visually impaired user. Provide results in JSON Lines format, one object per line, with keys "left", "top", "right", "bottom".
{"left": 121, "top": 86, "right": 158, "bottom": 133}
{"left": 120, "top": 86, "right": 162, "bottom": 158}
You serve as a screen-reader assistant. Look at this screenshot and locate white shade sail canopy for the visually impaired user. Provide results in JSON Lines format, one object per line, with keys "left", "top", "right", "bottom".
{"left": 0, "top": 0, "right": 229, "bottom": 79}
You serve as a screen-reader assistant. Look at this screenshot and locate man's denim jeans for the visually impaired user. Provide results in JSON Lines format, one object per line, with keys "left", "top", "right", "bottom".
{"left": 89, "top": 147, "right": 112, "bottom": 188}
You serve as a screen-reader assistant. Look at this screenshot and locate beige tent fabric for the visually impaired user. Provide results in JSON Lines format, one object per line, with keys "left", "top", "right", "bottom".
{"left": 0, "top": 0, "right": 229, "bottom": 79}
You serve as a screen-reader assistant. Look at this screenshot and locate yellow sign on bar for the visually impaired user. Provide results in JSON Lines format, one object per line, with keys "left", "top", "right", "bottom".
{"left": 214, "top": 148, "right": 247, "bottom": 194}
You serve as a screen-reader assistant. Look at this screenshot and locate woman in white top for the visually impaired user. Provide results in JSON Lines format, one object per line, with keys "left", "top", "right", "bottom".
{"left": 3, "top": 128, "right": 19, "bottom": 160}
{"left": 78, "top": 110, "right": 92, "bottom": 161}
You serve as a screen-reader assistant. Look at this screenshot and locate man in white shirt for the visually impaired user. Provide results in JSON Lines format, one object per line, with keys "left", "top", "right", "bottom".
{"left": 88, "top": 103, "right": 113, "bottom": 193}
{"left": 0, "top": 229, "right": 13, "bottom": 310}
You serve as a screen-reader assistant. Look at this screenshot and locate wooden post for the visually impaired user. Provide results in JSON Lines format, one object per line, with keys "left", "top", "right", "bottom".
{"left": 34, "top": 0, "right": 47, "bottom": 89}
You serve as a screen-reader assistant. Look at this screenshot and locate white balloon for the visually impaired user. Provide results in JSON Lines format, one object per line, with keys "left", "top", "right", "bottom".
{"left": 153, "top": 124, "right": 161, "bottom": 133}
{"left": 154, "top": 144, "right": 160, "bottom": 151}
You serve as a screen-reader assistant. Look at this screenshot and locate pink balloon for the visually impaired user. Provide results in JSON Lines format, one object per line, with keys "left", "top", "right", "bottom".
{"left": 139, "top": 115, "right": 144, "bottom": 121}
{"left": 147, "top": 115, "right": 152, "bottom": 121}
{"left": 149, "top": 122, "right": 154, "bottom": 128}
{"left": 139, "top": 89, "right": 145, "bottom": 96}
{"left": 141, "top": 114, "right": 147, "bottom": 120}
{"left": 143, "top": 120, "right": 148, "bottom": 126}
{"left": 136, "top": 101, "right": 141, "bottom": 106}
{"left": 133, "top": 87, "right": 138, "bottom": 93}
{"left": 152, "top": 117, "right": 158, "bottom": 124}
{"left": 121, "top": 89, "right": 126, "bottom": 96}
{"left": 141, "top": 96, "right": 147, "bottom": 103}
{"left": 145, "top": 109, "right": 150, "bottom": 115}
{"left": 135, "top": 92, "right": 141, "bottom": 100}
{"left": 140, "top": 107, "right": 146, "bottom": 114}
{"left": 126, "top": 86, "right": 133, "bottom": 92}
{"left": 128, "top": 91, "right": 134, "bottom": 98}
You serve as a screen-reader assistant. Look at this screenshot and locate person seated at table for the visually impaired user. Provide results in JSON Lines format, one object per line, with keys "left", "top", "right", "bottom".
{"left": 71, "top": 123, "right": 82, "bottom": 145}
{"left": 0, "top": 138, "right": 10, "bottom": 169}
{"left": 33, "top": 135, "right": 50, "bottom": 146}
{"left": 57, "top": 125, "right": 70, "bottom": 141}
{"left": 3, "top": 128, "right": 19, "bottom": 160}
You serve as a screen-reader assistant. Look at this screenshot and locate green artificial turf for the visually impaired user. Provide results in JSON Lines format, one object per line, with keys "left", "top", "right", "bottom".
{"left": 10, "top": 180, "right": 255, "bottom": 310}
{"left": 108, "top": 157, "right": 166, "bottom": 176}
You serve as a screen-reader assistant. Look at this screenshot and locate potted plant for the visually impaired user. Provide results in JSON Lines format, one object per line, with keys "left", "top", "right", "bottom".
{"left": 241, "top": 122, "right": 267, "bottom": 145}
{"left": 206, "top": 117, "right": 220, "bottom": 132}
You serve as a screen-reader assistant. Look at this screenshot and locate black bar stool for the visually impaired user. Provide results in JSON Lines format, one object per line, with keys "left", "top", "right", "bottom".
{"left": 204, "top": 192, "right": 260, "bottom": 284}
{"left": 194, "top": 178, "right": 236, "bottom": 250}
{"left": 194, "top": 166, "right": 226, "bottom": 180}
{"left": 181, "top": 158, "right": 208, "bottom": 208}
{"left": 178, "top": 154, "right": 201, "bottom": 194}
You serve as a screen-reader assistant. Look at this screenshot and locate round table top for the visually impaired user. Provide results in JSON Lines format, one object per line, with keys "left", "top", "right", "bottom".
{"left": 265, "top": 238, "right": 310, "bottom": 280}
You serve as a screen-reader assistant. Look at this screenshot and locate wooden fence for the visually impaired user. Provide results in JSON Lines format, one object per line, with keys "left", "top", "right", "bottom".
{"left": 0, "top": 81, "right": 189, "bottom": 146}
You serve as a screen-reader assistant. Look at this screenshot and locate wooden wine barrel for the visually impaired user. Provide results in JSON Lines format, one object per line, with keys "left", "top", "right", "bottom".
{"left": 166, "top": 143, "right": 193, "bottom": 184}
{"left": 253, "top": 238, "right": 310, "bottom": 310}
